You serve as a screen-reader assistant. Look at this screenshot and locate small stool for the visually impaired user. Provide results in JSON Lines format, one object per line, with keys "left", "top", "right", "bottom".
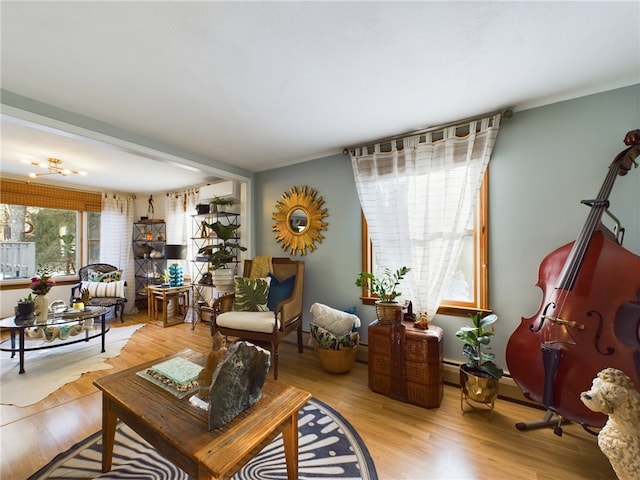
{"left": 147, "top": 285, "right": 191, "bottom": 327}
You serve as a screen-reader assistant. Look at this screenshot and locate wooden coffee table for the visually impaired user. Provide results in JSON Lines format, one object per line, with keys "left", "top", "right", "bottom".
{"left": 93, "top": 349, "right": 311, "bottom": 480}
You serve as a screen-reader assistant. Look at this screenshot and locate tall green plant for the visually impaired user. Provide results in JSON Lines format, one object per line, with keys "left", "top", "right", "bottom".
{"left": 455, "top": 312, "right": 504, "bottom": 379}
{"left": 197, "top": 222, "right": 247, "bottom": 269}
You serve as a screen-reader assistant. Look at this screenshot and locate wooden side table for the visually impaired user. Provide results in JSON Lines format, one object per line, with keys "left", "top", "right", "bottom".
{"left": 147, "top": 284, "right": 192, "bottom": 327}
{"left": 368, "top": 319, "right": 444, "bottom": 408}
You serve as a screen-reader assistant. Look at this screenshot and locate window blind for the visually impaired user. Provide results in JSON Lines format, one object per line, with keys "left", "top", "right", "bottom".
{"left": 0, "top": 179, "right": 102, "bottom": 212}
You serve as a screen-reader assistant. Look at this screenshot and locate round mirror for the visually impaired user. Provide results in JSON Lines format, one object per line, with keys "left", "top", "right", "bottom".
{"left": 273, "top": 186, "right": 328, "bottom": 255}
{"left": 288, "top": 208, "right": 308, "bottom": 233}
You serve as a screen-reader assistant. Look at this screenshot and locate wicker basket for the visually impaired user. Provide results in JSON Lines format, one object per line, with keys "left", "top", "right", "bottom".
{"left": 314, "top": 340, "right": 359, "bottom": 374}
{"left": 375, "top": 301, "right": 403, "bottom": 324}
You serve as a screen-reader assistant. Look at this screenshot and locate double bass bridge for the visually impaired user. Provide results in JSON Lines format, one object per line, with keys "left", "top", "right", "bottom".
{"left": 542, "top": 315, "right": 585, "bottom": 331}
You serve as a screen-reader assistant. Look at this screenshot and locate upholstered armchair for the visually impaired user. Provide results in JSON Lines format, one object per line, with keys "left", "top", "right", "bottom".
{"left": 210, "top": 257, "right": 304, "bottom": 380}
{"left": 70, "top": 263, "right": 127, "bottom": 322}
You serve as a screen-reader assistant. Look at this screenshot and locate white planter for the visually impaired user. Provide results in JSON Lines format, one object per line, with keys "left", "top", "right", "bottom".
{"left": 212, "top": 268, "right": 235, "bottom": 293}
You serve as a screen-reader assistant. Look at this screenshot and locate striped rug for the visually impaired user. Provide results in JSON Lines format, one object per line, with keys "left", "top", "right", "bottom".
{"left": 29, "top": 398, "right": 378, "bottom": 480}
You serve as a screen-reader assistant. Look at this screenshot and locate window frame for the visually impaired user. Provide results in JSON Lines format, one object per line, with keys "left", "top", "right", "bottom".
{"left": 359, "top": 170, "right": 490, "bottom": 316}
{"left": 0, "top": 180, "right": 101, "bottom": 288}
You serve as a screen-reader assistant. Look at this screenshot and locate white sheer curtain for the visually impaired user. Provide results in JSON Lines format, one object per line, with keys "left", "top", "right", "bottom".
{"left": 101, "top": 193, "right": 137, "bottom": 314}
{"left": 351, "top": 114, "right": 501, "bottom": 319}
{"left": 166, "top": 188, "right": 201, "bottom": 277}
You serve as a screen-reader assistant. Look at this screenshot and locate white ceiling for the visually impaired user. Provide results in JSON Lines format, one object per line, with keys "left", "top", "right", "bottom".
{"left": 1, "top": 1, "right": 639, "bottom": 194}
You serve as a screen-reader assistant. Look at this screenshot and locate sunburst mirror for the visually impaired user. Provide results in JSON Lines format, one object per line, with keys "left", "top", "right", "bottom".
{"left": 272, "top": 185, "right": 328, "bottom": 255}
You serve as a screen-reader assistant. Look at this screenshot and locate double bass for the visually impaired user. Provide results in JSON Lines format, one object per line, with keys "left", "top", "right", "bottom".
{"left": 506, "top": 130, "right": 640, "bottom": 429}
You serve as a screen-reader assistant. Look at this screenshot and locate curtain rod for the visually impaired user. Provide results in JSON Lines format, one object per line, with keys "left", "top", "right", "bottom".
{"left": 343, "top": 108, "right": 513, "bottom": 155}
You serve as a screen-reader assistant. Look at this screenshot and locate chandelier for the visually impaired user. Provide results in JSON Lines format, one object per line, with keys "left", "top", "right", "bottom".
{"left": 29, "top": 158, "right": 87, "bottom": 178}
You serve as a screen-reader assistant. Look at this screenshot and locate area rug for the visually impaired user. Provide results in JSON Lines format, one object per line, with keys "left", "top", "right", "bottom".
{"left": 29, "top": 397, "right": 378, "bottom": 480}
{"left": 1, "top": 324, "right": 145, "bottom": 407}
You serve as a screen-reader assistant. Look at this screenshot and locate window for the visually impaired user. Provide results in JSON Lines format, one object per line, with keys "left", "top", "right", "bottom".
{"left": 360, "top": 170, "right": 489, "bottom": 316}
{"left": 0, "top": 180, "right": 102, "bottom": 281}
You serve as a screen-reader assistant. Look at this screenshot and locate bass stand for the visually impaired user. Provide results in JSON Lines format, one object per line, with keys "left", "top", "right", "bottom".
{"left": 515, "top": 344, "right": 569, "bottom": 436}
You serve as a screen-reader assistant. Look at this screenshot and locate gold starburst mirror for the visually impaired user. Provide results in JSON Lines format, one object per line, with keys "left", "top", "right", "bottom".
{"left": 272, "top": 185, "right": 328, "bottom": 255}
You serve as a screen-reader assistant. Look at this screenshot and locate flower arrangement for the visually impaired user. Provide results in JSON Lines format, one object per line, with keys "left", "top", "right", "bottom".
{"left": 30, "top": 266, "right": 55, "bottom": 296}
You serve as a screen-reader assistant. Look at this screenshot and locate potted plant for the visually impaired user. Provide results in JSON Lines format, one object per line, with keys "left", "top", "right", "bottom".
{"left": 15, "top": 293, "right": 36, "bottom": 323}
{"left": 209, "top": 196, "right": 235, "bottom": 213}
{"left": 355, "top": 266, "right": 410, "bottom": 323}
{"left": 455, "top": 312, "right": 504, "bottom": 411}
{"left": 197, "top": 221, "right": 247, "bottom": 291}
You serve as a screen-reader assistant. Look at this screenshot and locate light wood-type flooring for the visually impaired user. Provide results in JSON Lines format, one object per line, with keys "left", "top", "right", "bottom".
{"left": 1, "top": 312, "right": 616, "bottom": 480}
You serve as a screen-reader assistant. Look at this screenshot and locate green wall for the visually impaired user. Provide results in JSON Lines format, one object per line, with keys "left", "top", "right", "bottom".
{"left": 255, "top": 84, "right": 640, "bottom": 370}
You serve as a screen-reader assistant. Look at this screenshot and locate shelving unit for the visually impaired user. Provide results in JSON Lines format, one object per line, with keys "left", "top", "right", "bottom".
{"left": 132, "top": 220, "right": 166, "bottom": 309}
{"left": 190, "top": 211, "right": 241, "bottom": 320}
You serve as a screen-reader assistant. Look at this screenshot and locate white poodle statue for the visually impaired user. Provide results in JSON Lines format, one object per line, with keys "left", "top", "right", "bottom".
{"left": 580, "top": 368, "right": 640, "bottom": 480}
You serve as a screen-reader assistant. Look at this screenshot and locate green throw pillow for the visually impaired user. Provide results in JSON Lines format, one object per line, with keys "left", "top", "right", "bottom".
{"left": 233, "top": 276, "right": 271, "bottom": 312}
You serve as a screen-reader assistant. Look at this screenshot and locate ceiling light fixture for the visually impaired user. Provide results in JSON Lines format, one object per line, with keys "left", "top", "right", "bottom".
{"left": 29, "top": 158, "right": 87, "bottom": 178}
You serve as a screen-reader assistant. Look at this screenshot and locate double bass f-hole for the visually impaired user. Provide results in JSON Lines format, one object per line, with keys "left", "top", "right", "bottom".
{"left": 531, "top": 302, "right": 556, "bottom": 332}
{"left": 531, "top": 301, "right": 586, "bottom": 332}
{"left": 586, "top": 310, "right": 615, "bottom": 356}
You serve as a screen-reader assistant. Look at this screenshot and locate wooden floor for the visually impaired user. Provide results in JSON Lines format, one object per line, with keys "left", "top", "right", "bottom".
{"left": 1, "top": 312, "right": 615, "bottom": 480}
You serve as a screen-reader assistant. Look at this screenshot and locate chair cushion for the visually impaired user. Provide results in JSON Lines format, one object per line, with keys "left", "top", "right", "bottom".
{"left": 81, "top": 280, "right": 126, "bottom": 298}
{"left": 310, "top": 302, "right": 361, "bottom": 336}
{"left": 267, "top": 273, "right": 295, "bottom": 311}
{"left": 87, "top": 269, "right": 122, "bottom": 282}
{"left": 216, "top": 311, "right": 279, "bottom": 333}
{"left": 233, "top": 276, "right": 271, "bottom": 312}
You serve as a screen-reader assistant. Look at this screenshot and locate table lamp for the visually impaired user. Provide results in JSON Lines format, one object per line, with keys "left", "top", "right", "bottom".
{"left": 165, "top": 244, "right": 187, "bottom": 287}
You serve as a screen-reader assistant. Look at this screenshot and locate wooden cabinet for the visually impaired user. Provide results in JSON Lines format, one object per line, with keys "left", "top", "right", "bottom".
{"left": 368, "top": 320, "right": 443, "bottom": 408}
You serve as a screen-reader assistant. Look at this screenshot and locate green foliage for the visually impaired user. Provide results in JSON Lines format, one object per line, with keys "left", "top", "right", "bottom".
{"left": 455, "top": 312, "right": 504, "bottom": 379}
{"left": 31, "top": 207, "right": 77, "bottom": 275}
{"left": 355, "top": 266, "right": 411, "bottom": 303}
{"left": 18, "top": 293, "right": 35, "bottom": 303}
{"left": 209, "top": 196, "right": 235, "bottom": 206}
{"left": 197, "top": 222, "right": 247, "bottom": 269}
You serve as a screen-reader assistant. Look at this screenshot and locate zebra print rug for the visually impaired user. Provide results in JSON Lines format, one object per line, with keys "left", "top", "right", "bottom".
{"left": 29, "top": 398, "right": 377, "bottom": 480}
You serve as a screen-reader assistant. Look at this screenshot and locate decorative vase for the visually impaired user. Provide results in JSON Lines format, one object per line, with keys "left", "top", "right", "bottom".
{"left": 168, "top": 263, "right": 184, "bottom": 287}
{"left": 34, "top": 294, "right": 49, "bottom": 325}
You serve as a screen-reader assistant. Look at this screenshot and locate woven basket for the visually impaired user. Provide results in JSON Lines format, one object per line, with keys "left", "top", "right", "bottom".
{"left": 375, "top": 301, "right": 403, "bottom": 324}
{"left": 314, "top": 340, "right": 359, "bottom": 374}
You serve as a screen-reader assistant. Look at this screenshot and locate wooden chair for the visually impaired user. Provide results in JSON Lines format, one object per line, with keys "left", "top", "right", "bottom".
{"left": 70, "top": 263, "right": 127, "bottom": 322}
{"left": 210, "top": 257, "right": 304, "bottom": 379}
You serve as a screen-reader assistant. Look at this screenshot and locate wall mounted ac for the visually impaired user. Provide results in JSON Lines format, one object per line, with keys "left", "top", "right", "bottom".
{"left": 200, "top": 181, "right": 239, "bottom": 202}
